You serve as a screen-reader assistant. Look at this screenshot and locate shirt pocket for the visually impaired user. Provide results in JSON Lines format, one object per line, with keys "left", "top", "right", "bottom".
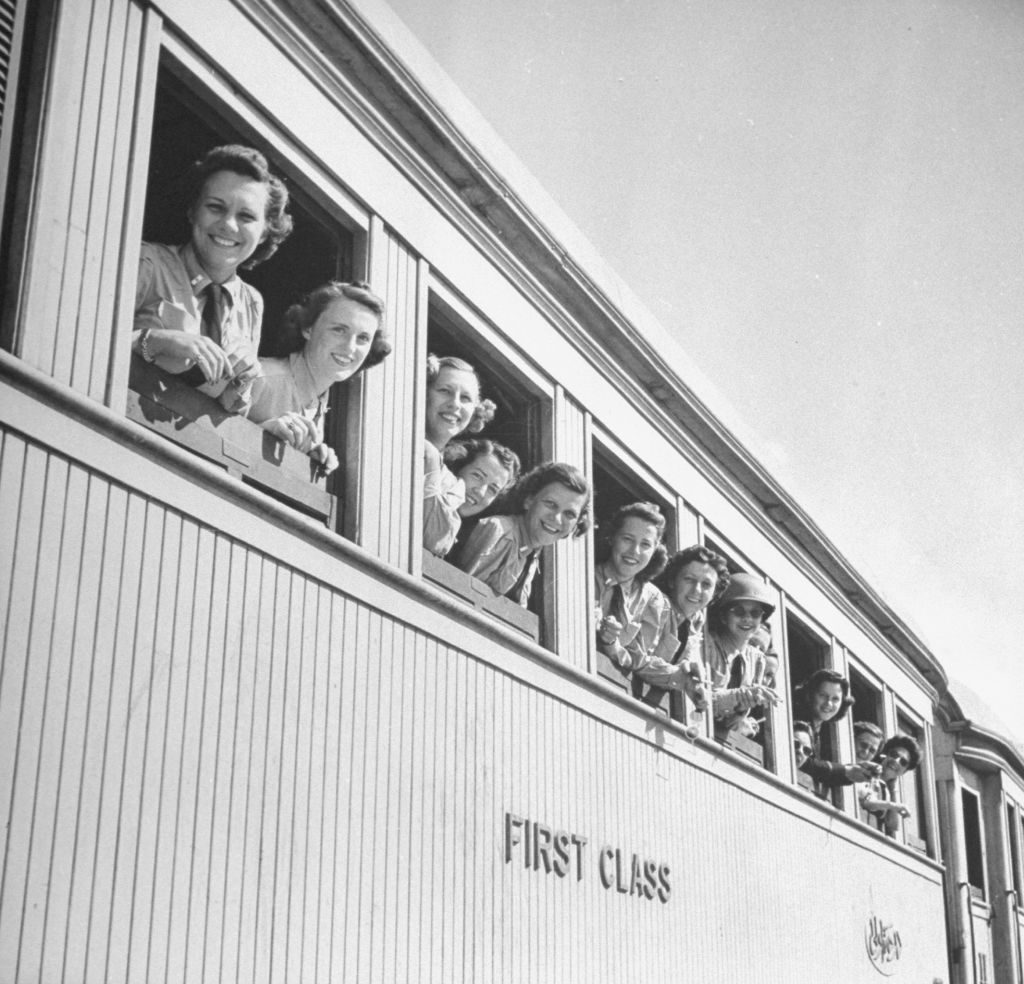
{"left": 156, "top": 299, "right": 194, "bottom": 333}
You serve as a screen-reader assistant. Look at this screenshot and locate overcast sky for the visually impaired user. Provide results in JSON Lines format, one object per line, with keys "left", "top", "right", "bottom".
{"left": 382, "top": 0, "right": 1024, "bottom": 741}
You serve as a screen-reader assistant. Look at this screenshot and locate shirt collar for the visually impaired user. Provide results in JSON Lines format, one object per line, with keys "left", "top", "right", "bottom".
{"left": 291, "top": 351, "right": 328, "bottom": 416}
{"left": 597, "top": 561, "right": 636, "bottom": 594}
{"left": 180, "top": 243, "right": 240, "bottom": 305}
{"left": 512, "top": 514, "right": 536, "bottom": 555}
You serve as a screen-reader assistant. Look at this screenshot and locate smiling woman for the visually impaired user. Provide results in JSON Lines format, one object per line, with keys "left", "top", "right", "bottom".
{"left": 245, "top": 280, "right": 390, "bottom": 472}
{"left": 457, "top": 461, "right": 591, "bottom": 607}
{"left": 132, "top": 144, "right": 293, "bottom": 412}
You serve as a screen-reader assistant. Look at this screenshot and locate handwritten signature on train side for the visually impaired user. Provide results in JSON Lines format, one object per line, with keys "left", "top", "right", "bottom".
{"left": 865, "top": 915, "right": 903, "bottom": 976}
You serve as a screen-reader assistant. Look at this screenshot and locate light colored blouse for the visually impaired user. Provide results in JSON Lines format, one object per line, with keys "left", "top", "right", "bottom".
{"left": 423, "top": 443, "right": 465, "bottom": 557}
{"left": 458, "top": 514, "right": 538, "bottom": 605}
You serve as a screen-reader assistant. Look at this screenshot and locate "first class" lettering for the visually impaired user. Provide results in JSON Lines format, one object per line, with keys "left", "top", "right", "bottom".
{"left": 504, "top": 812, "right": 671, "bottom": 904}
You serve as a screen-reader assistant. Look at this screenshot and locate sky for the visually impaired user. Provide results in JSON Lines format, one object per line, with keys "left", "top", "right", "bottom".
{"left": 381, "top": 0, "right": 1024, "bottom": 742}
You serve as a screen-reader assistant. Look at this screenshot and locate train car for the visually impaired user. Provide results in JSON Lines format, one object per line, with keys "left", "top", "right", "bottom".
{"left": 0, "top": 0, "right": 1018, "bottom": 980}
{"left": 934, "top": 686, "right": 1024, "bottom": 984}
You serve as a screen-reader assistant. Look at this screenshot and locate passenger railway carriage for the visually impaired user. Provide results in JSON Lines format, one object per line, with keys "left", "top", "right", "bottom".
{"left": 1, "top": 0, "right": 1022, "bottom": 981}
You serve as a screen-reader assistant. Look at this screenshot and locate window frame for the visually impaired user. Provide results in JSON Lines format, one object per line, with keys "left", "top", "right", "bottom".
{"left": 419, "top": 273, "right": 556, "bottom": 643}
{"left": 1006, "top": 799, "right": 1022, "bottom": 906}
{"left": 117, "top": 34, "right": 377, "bottom": 529}
{"left": 589, "top": 426, "right": 681, "bottom": 716}
{"left": 961, "top": 784, "right": 988, "bottom": 901}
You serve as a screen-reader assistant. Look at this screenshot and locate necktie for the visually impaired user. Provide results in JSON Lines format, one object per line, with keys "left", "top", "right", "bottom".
{"left": 672, "top": 617, "right": 691, "bottom": 665}
{"left": 611, "top": 583, "right": 629, "bottom": 626}
{"left": 728, "top": 653, "right": 746, "bottom": 689}
{"left": 180, "top": 283, "right": 228, "bottom": 387}
{"left": 201, "top": 283, "right": 226, "bottom": 344}
{"left": 508, "top": 551, "right": 539, "bottom": 606}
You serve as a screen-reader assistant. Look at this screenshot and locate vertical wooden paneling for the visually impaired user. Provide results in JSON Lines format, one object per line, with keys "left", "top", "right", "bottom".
{"left": 360, "top": 218, "right": 420, "bottom": 568}
{"left": 551, "top": 385, "right": 591, "bottom": 666}
{"left": 0, "top": 429, "right": 949, "bottom": 983}
{"left": 19, "top": 0, "right": 149, "bottom": 404}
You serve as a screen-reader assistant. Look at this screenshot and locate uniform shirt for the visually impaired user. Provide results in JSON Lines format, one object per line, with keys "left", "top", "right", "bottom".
{"left": 134, "top": 242, "right": 263, "bottom": 412}
{"left": 629, "top": 606, "right": 704, "bottom": 689}
{"left": 798, "top": 721, "right": 855, "bottom": 800}
{"left": 593, "top": 563, "right": 670, "bottom": 672}
{"left": 423, "top": 443, "right": 465, "bottom": 558}
{"left": 247, "top": 352, "right": 327, "bottom": 440}
{"left": 704, "top": 631, "right": 768, "bottom": 730}
{"left": 458, "top": 514, "right": 538, "bottom": 605}
{"left": 134, "top": 242, "right": 263, "bottom": 350}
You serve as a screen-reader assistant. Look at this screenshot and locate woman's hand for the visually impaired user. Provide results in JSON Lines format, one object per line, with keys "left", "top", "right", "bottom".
{"left": 598, "top": 615, "right": 624, "bottom": 646}
{"left": 310, "top": 443, "right": 339, "bottom": 475}
{"left": 143, "top": 328, "right": 231, "bottom": 382}
{"left": 264, "top": 412, "right": 320, "bottom": 452}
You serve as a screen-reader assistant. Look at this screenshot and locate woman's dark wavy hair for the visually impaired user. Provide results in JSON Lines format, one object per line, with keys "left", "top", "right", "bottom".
{"left": 501, "top": 462, "right": 591, "bottom": 538}
{"left": 853, "top": 721, "right": 884, "bottom": 742}
{"left": 654, "top": 544, "right": 730, "bottom": 602}
{"left": 444, "top": 439, "right": 521, "bottom": 487}
{"left": 881, "top": 734, "right": 922, "bottom": 771}
{"left": 185, "top": 144, "right": 293, "bottom": 268}
{"left": 426, "top": 355, "right": 496, "bottom": 433}
{"left": 271, "top": 281, "right": 390, "bottom": 369}
{"left": 794, "top": 668, "right": 855, "bottom": 724}
{"left": 594, "top": 501, "right": 667, "bottom": 583}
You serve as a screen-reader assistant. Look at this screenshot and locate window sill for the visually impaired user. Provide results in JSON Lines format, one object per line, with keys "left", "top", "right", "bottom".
{"left": 127, "top": 356, "right": 333, "bottom": 523}
{"left": 422, "top": 550, "right": 540, "bottom": 641}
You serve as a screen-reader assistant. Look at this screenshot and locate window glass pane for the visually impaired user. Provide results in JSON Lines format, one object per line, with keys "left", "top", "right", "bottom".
{"left": 961, "top": 788, "right": 986, "bottom": 897}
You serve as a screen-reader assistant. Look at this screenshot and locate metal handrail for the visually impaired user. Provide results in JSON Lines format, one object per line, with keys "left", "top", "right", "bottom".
{"left": 1006, "top": 889, "right": 1023, "bottom": 984}
{"left": 960, "top": 881, "right": 978, "bottom": 984}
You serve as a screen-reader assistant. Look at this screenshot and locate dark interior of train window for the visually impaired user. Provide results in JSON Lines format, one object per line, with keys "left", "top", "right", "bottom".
{"left": 0, "top": 0, "right": 47, "bottom": 352}
{"left": 591, "top": 443, "right": 679, "bottom": 711}
{"left": 1006, "top": 803, "right": 1022, "bottom": 901}
{"left": 426, "top": 298, "right": 540, "bottom": 475}
{"left": 133, "top": 63, "right": 361, "bottom": 530}
{"left": 425, "top": 294, "right": 547, "bottom": 621}
{"left": 701, "top": 533, "right": 779, "bottom": 768}
{"left": 1019, "top": 811, "right": 1024, "bottom": 902}
{"left": 785, "top": 610, "right": 841, "bottom": 800}
{"left": 591, "top": 446, "right": 676, "bottom": 551}
{"left": 896, "top": 711, "right": 929, "bottom": 851}
{"left": 961, "top": 787, "right": 987, "bottom": 898}
{"left": 143, "top": 64, "right": 351, "bottom": 350}
{"left": 848, "top": 664, "right": 883, "bottom": 726}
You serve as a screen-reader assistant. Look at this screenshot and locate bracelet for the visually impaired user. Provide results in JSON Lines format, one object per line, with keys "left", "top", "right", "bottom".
{"left": 138, "top": 328, "right": 155, "bottom": 363}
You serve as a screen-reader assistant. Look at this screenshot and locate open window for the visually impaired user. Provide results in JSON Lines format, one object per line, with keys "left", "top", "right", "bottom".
{"left": 785, "top": 607, "right": 835, "bottom": 796}
{"left": 1006, "top": 801, "right": 1022, "bottom": 906}
{"left": 590, "top": 434, "right": 678, "bottom": 713}
{"left": 128, "top": 55, "right": 367, "bottom": 528}
{"left": 848, "top": 661, "right": 884, "bottom": 728}
{"left": 420, "top": 282, "right": 552, "bottom": 641}
{"left": 700, "top": 529, "right": 779, "bottom": 768}
{"left": 962, "top": 786, "right": 987, "bottom": 900}
{"left": 894, "top": 710, "right": 928, "bottom": 852}
{"left": 0, "top": 0, "right": 48, "bottom": 350}
{"left": 142, "top": 63, "right": 354, "bottom": 341}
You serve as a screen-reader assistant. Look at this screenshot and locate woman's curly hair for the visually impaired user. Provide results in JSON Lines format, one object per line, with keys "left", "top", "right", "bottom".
{"left": 499, "top": 462, "right": 591, "bottom": 538}
{"left": 794, "top": 668, "right": 855, "bottom": 724}
{"left": 594, "top": 501, "right": 667, "bottom": 583}
{"left": 881, "top": 734, "right": 922, "bottom": 771}
{"left": 426, "top": 355, "right": 496, "bottom": 433}
{"left": 654, "top": 544, "right": 730, "bottom": 601}
{"left": 185, "top": 144, "right": 293, "bottom": 268}
{"left": 444, "top": 439, "right": 521, "bottom": 488}
{"left": 269, "top": 281, "right": 390, "bottom": 369}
